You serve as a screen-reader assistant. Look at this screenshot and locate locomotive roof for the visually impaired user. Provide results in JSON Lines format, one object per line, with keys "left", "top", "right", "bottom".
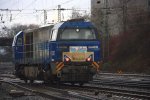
{"left": 21, "top": 20, "right": 94, "bottom": 34}
{"left": 52, "top": 20, "right": 94, "bottom": 30}
{"left": 24, "top": 25, "right": 54, "bottom": 33}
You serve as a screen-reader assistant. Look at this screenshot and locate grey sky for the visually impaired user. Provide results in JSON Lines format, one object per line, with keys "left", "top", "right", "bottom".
{"left": 0, "top": 0, "right": 91, "bottom": 26}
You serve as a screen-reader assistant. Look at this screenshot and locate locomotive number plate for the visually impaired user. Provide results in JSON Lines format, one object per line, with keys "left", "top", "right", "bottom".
{"left": 70, "top": 46, "right": 87, "bottom": 53}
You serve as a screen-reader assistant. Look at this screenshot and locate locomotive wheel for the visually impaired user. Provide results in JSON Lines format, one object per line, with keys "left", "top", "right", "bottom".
{"left": 56, "top": 78, "right": 61, "bottom": 88}
{"left": 30, "top": 80, "right": 34, "bottom": 84}
{"left": 79, "top": 83, "right": 84, "bottom": 86}
{"left": 71, "top": 82, "right": 75, "bottom": 86}
{"left": 43, "top": 64, "right": 53, "bottom": 81}
{"left": 24, "top": 79, "right": 27, "bottom": 83}
{"left": 44, "top": 79, "right": 54, "bottom": 85}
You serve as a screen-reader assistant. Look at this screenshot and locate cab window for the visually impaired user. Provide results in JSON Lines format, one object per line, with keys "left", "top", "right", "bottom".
{"left": 17, "top": 38, "right": 23, "bottom": 45}
{"left": 51, "top": 29, "right": 58, "bottom": 41}
{"left": 59, "top": 28, "right": 96, "bottom": 40}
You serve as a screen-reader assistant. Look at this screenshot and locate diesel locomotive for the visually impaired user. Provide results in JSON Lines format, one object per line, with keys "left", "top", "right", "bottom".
{"left": 12, "top": 19, "right": 102, "bottom": 85}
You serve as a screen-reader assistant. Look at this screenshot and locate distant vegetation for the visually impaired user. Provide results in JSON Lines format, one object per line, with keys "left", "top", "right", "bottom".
{"left": 102, "top": 13, "right": 150, "bottom": 74}
{"left": 107, "top": 26, "right": 150, "bottom": 74}
{"left": 0, "top": 24, "right": 39, "bottom": 62}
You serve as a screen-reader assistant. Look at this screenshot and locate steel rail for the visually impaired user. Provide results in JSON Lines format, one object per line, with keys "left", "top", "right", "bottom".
{"left": 85, "top": 85, "right": 150, "bottom": 99}
{"left": 98, "top": 73, "right": 150, "bottom": 77}
{"left": 91, "top": 79, "right": 150, "bottom": 89}
{"left": 93, "top": 73, "right": 150, "bottom": 89}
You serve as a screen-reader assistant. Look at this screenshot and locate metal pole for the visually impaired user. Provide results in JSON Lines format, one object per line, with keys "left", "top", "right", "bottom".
{"left": 123, "top": 0, "right": 127, "bottom": 33}
{"left": 58, "top": 5, "right": 61, "bottom": 22}
{"left": 44, "top": 10, "right": 47, "bottom": 24}
{"left": 106, "top": 0, "right": 109, "bottom": 57}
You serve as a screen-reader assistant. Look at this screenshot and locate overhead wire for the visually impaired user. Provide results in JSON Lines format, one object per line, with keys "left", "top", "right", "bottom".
{"left": 49, "top": 0, "right": 75, "bottom": 10}
{"left": 8, "top": 0, "right": 38, "bottom": 22}
{"left": 61, "top": 0, "right": 75, "bottom": 5}
{"left": 1, "top": 0, "right": 90, "bottom": 25}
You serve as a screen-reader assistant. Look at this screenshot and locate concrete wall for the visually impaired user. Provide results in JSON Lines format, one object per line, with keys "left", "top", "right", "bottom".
{"left": 91, "top": 0, "right": 149, "bottom": 35}
{"left": 91, "top": 0, "right": 149, "bottom": 58}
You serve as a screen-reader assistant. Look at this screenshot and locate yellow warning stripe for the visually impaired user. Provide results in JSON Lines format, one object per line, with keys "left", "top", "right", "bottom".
{"left": 93, "top": 62, "right": 99, "bottom": 68}
{"left": 56, "top": 62, "right": 63, "bottom": 69}
{"left": 92, "top": 63, "right": 97, "bottom": 69}
{"left": 56, "top": 62, "right": 64, "bottom": 73}
{"left": 56, "top": 64, "right": 64, "bottom": 72}
{"left": 92, "top": 62, "right": 100, "bottom": 71}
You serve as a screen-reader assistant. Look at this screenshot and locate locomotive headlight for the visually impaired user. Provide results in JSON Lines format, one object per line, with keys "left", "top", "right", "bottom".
{"left": 86, "top": 57, "right": 92, "bottom": 62}
{"left": 86, "top": 54, "right": 93, "bottom": 62}
{"left": 88, "top": 46, "right": 98, "bottom": 49}
{"left": 65, "top": 58, "right": 70, "bottom": 62}
{"left": 64, "top": 55, "right": 71, "bottom": 62}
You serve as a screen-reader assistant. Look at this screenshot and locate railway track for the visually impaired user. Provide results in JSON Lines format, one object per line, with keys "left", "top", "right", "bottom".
{"left": 87, "top": 85, "right": 150, "bottom": 99}
{"left": 93, "top": 73, "right": 150, "bottom": 89}
{"left": 1, "top": 73, "right": 150, "bottom": 100}
{"left": 0, "top": 79, "right": 100, "bottom": 100}
{"left": 59, "top": 73, "right": 150, "bottom": 99}
{"left": 60, "top": 83, "right": 150, "bottom": 100}
{"left": 0, "top": 74, "right": 16, "bottom": 79}
{"left": 91, "top": 79, "right": 150, "bottom": 89}
{"left": 98, "top": 73, "right": 150, "bottom": 77}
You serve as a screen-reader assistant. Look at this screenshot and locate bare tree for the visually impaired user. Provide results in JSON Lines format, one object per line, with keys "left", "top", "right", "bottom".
{"left": 109, "top": 10, "right": 150, "bottom": 74}
{"left": 0, "top": 24, "right": 39, "bottom": 62}
{"left": 70, "top": 8, "right": 91, "bottom": 21}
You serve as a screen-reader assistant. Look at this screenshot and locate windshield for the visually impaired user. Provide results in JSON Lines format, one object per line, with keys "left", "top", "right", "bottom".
{"left": 59, "top": 29, "right": 96, "bottom": 40}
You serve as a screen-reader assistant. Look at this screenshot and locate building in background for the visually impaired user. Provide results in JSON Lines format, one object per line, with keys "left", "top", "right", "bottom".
{"left": 91, "top": 0, "right": 150, "bottom": 58}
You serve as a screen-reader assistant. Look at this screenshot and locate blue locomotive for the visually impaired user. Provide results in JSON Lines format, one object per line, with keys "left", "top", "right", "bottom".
{"left": 12, "top": 19, "right": 102, "bottom": 85}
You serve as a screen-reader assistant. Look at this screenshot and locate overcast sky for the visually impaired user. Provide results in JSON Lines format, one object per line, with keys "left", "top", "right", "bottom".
{"left": 0, "top": 0, "right": 91, "bottom": 27}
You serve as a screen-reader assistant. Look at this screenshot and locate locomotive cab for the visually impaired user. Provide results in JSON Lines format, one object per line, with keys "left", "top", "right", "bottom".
{"left": 49, "top": 19, "right": 102, "bottom": 83}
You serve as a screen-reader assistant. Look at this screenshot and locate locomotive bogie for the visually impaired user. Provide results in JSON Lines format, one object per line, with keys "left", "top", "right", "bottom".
{"left": 24, "top": 66, "right": 39, "bottom": 79}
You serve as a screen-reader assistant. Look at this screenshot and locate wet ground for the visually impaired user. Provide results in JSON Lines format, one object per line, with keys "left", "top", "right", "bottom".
{"left": 0, "top": 62, "right": 51, "bottom": 100}
{"left": 0, "top": 62, "right": 14, "bottom": 74}
{"left": 0, "top": 82, "right": 51, "bottom": 100}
